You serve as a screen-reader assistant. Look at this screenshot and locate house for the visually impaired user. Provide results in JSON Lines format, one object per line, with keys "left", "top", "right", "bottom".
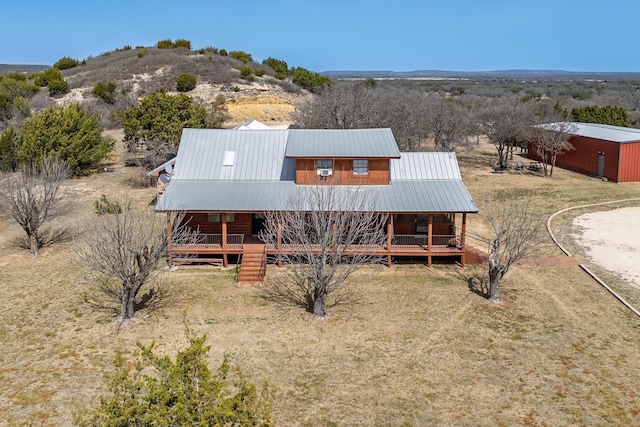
{"left": 155, "top": 127, "right": 479, "bottom": 283}
{"left": 527, "top": 122, "right": 640, "bottom": 182}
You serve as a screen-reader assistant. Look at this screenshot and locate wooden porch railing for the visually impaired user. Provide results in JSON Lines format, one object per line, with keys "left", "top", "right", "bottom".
{"left": 391, "top": 234, "right": 460, "bottom": 248}
{"left": 177, "top": 233, "right": 245, "bottom": 248}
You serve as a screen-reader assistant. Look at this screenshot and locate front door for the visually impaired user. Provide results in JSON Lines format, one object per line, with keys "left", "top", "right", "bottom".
{"left": 597, "top": 153, "right": 605, "bottom": 178}
{"left": 252, "top": 213, "right": 266, "bottom": 236}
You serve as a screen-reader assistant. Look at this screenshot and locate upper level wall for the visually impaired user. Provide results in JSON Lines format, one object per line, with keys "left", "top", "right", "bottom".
{"left": 294, "top": 158, "right": 390, "bottom": 185}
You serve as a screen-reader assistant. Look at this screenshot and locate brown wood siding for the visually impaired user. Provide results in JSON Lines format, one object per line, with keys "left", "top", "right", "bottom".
{"left": 295, "top": 158, "right": 390, "bottom": 185}
{"left": 528, "top": 136, "right": 620, "bottom": 182}
{"left": 619, "top": 142, "right": 640, "bottom": 182}
{"left": 182, "top": 213, "right": 252, "bottom": 236}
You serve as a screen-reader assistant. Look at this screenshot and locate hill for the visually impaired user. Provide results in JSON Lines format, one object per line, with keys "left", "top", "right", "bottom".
{"left": 5, "top": 46, "right": 311, "bottom": 128}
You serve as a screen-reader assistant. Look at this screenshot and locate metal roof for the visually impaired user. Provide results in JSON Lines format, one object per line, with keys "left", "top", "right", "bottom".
{"left": 156, "top": 180, "right": 478, "bottom": 213}
{"left": 541, "top": 122, "right": 640, "bottom": 144}
{"left": 232, "top": 119, "right": 273, "bottom": 130}
{"left": 173, "top": 129, "right": 295, "bottom": 181}
{"left": 391, "top": 152, "right": 462, "bottom": 180}
{"left": 155, "top": 128, "right": 477, "bottom": 214}
{"left": 285, "top": 128, "right": 401, "bottom": 158}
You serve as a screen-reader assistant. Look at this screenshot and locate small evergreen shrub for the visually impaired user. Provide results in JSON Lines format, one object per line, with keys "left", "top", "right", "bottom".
{"left": 176, "top": 73, "right": 197, "bottom": 92}
{"left": 92, "top": 81, "right": 117, "bottom": 104}
{"left": 174, "top": 38, "right": 191, "bottom": 49}
{"left": 240, "top": 66, "right": 254, "bottom": 81}
{"left": 254, "top": 68, "right": 266, "bottom": 77}
{"left": 230, "top": 50, "right": 252, "bottom": 63}
{"left": 136, "top": 47, "right": 148, "bottom": 58}
{"left": 157, "top": 39, "right": 173, "bottom": 49}
{"left": 94, "top": 194, "right": 122, "bottom": 215}
{"left": 54, "top": 56, "right": 79, "bottom": 70}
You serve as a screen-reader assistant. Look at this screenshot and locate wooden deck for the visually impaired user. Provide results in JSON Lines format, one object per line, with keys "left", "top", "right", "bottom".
{"left": 168, "top": 234, "right": 467, "bottom": 268}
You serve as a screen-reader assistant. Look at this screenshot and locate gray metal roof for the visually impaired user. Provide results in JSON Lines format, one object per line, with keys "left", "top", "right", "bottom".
{"left": 155, "top": 128, "right": 477, "bottom": 214}
{"left": 541, "top": 122, "right": 640, "bottom": 143}
{"left": 174, "top": 129, "right": 295, "bottom": 181}
{"left": 391, "top": 152, "right": 462, "bottom": 180}
{"left": 156, "top": 180, "right": 477, "bottom": 213}
{"left": 285, "top": 128, "right": 401, "bottom": 158}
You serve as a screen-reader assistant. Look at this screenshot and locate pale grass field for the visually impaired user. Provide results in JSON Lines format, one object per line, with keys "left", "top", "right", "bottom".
{"left": 0, "top": 139, "right": 639, "bottom": 426}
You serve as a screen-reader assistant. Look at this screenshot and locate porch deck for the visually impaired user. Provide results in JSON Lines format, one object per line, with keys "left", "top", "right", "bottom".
{"left": 168, "top": 233, "right": 466, "bottom": 267}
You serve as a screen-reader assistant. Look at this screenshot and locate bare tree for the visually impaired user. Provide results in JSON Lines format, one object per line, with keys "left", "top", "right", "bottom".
{"left": 427, "top": 98, "right": 476, "bottom": 151}
{"left": 484, "top": 194, "right": 545, "bottom": 302}
{"left": 259, "top": 185, "right": 388, "bottom": 318}
{"left": 482, "top": 100, "right": 534, "bottom": 168}
{"left": 293, "top": 82, "right": 431, "bottom": 151}
{"left": 531, "top": 121, "right": 576, "bottom": 177}
{"left": 0, "top": 157, "right": 70, "bottom": 255}
{"left": 76, "top": 206, "right": 194, "bottom": 321}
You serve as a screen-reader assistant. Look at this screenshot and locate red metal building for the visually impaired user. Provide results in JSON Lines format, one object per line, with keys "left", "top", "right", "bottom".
{"left": 528, "top": 123, "right": 640, "bottom": 182}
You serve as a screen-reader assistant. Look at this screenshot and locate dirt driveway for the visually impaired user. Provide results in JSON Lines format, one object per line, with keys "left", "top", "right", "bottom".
{"left": 573, "top": 206, "right": 640, "bottom": 289}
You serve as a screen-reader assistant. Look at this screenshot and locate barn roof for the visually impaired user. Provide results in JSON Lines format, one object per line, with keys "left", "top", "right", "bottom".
{"left": 542, "top": 122, "right": 640, "bottom": 144}
{"left": 155, "top": 128, "right": 477, "bottom": 213}
{"left": 285, "top": 128, "right": 401, "bottom": 158}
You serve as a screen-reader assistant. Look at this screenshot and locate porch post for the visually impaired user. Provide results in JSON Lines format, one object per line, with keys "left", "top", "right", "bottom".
{"left": 166, "top": 212, "right": 173, "bottom": 267}
{"left": 461, "top": 213, "right": 467, "bottom": 267}
{"left": 386, "top": 214, "right": 392, "bottom": 268}
{"left": 461, "top": 213, "right": 467, "bottom": 247}
{"left": 277, "top": 221, "right": 282, "bottom": 268}
{"left": 427, "top": 213, "right": 433, "bottom": 267}
{"left": 222, "top": 213, "right": 228, "bottom": 267}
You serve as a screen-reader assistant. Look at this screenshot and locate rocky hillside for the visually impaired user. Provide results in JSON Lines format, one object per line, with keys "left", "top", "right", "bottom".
{"left": 33, "top": 46, "right": 313, "bottom": 127}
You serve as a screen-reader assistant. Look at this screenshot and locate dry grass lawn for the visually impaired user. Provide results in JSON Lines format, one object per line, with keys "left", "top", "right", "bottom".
{"left": 1, "top": 138, "right": 639, "bottom": 426}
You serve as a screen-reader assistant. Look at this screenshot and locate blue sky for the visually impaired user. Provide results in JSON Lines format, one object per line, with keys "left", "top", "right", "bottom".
{"left": 2, "top": 0, "right": 639, "bottom": 72}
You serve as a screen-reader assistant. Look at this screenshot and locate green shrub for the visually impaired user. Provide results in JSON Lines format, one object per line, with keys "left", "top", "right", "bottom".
{"left": 0, "top": 128, "right": 18, "bottom": 171}
{"left": 571, "top": 105, "right": 630, "bottom": 127}
{"left": 18, "top": 104, "right": 114, "bottom": 175}
{"left": 120, "top": 89, "right": 215, "bottom": 147}
{"left": 136, "top": 47, "right": 148, "bottom": 58}
{"left": 92, "top": 81, "right": 117, "bottom": 104}
{"left": 255, "top": 68, "right": 266, "bottom": 77}
{"left": 263, "top": 57, "right": 288, "bottom": 80}
{"left": 47, "top": 77, "right": 69, "bottom": 96}
{"left": 157, "top": 39, "right": 173, "bottom": 49}
{"left": 174, "top": 38, "right": 191, "bottom": 49}
{"left": 94, "top": 194, "right": 122, "bottom": 215}
{"left": 198, "top": 46, "right": 218, "bottom": 55}
{"left": 232, "top": 85, "right": 240, "bottom": 92}
{"left": 290, "top": 67, "right": 333, "bottom": 93}
{"left": 54, "top": 56, "right": 79, "bottom": 70}
{"left": 219, "top": 48, "right": 228, "bottom": 56}
{"left": 240, "top": 66, "right": 254, "bottom": 81}
{"left": 176, "top": 73, "right": 197, "bottom": 92}
{"left": 229, "top": 50, "right": 253, "bottom": 63}
{"left": 74, "top": 335, "right": 273, "bottom": 426}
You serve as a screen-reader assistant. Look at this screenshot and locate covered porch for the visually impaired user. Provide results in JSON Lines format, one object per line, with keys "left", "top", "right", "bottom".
{"left": 167, "top": 211, "right": 470, "bottom": 268}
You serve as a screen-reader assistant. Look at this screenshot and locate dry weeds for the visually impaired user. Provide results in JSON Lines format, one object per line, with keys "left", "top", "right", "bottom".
{"left": 0, "top": 138, "right": 639, "bottom": 426}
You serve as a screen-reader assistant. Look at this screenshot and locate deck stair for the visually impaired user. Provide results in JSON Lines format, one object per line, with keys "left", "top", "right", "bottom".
{"left": 237, "top": 242, "right": 267, "bottom": 285}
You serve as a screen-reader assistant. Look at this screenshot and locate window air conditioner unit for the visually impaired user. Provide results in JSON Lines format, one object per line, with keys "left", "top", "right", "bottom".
{"left": 318, "top": 168, "right": 333, "bottom": 177}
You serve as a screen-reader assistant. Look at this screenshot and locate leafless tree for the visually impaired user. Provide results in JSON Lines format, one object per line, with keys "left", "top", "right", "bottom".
{"left": 0, "top": 157, "right": 70, "bottom": 255}
{"left": 531, "top": 121, "right": 576, "bottom": 177}
{"left": 484, "top": 194, "right": 545, "bottom": 302}
{"left": 294, "top": 82, "right": 431, "bottom": 151}
{"left": 76, "top": 206, "right": 195, "bottom": 321}
{"left": 259, "top": 185, "right": 388, "bottom": 318}
{"left": 427, "top": 98, "right": 477, "bottom": 151}
{"left": 482, "top": 100, "right": 534, "bottom": 168}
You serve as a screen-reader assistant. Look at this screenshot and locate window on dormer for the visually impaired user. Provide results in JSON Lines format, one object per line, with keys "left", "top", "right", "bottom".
{"left": 353, "top": 159, "right": 368, "bottom": 175}
{"left": 315, "top": 159, "right": 333, "bottom": 169}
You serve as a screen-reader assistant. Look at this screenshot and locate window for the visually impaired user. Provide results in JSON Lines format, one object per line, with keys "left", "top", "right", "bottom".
{"left": 315, "top": 159, "right": 333, "bottom": 169}
{"left": 207, "top": 213, "right": 235, "bottom": 223}
{"left": 353, "top": 159, "right": 368, "bottom": 175}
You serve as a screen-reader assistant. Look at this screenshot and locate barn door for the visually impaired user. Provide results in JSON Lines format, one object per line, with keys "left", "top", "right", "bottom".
{"left": 597, "top": 153, "right": 605, "bottom": 178}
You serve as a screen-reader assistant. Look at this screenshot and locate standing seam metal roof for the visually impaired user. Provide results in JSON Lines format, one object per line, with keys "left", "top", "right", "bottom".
{"left": 155, "top": 128, "right": 478, "bottom": 214}
{"left": 541, "top": 122, "right": 640, "bottom": 143}
{"left": 285, "top": 128, "right": 401, "bottom": 158}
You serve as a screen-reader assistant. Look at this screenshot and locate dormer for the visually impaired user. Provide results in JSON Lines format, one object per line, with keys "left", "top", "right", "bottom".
{"left": 285, "top": 129, "right": 401, "bottom": 185}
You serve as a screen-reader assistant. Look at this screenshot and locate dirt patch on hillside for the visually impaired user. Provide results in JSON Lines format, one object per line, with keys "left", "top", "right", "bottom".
{"left": 225, "top": 96, "right": 297, "bottom": 127}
